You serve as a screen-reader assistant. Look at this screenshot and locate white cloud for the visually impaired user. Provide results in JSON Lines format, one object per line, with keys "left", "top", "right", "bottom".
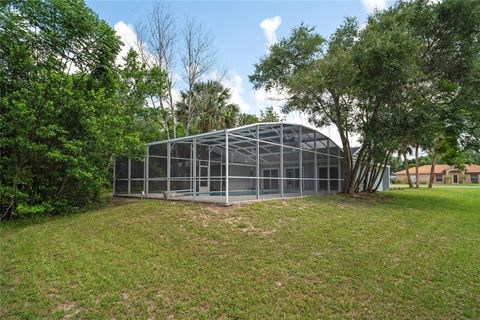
{"left": 114, "top": 21, "right": 139, "bottom": 65}
{"left": 221, "top": 70, "right": 253, "bottom": 113}
{"left": 253, "top": 87, "right": 288, "bottom": 123}
{"left": 253, "top": 87, "right": 287, "bottom": 109}
{"left": 260, "top": 16, "right": 282, "bottom": 47}
{"left": 361, "top": 0, "right": 387, "bottom": 13}
{"left": 114, "top": 20, "right": 157, "bottom": 68}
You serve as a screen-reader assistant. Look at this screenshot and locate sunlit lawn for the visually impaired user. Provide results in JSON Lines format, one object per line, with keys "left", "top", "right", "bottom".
{"left": 1, "top": 188, "right": 479, "bottom": 319}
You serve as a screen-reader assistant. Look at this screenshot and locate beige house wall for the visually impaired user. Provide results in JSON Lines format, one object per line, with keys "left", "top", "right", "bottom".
{"left": 395, "top": 172, "right": 479, "bottom": 184}
{"left": 466, "top": 173, "right": 479, "bottom": 183}
{"left": 395, "top": 174, "right": 435, "bottom": 184}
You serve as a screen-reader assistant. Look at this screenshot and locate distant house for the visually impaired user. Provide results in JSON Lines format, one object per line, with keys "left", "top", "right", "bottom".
{"left": 394, "top": 164, "right": 480, "bottom": 184}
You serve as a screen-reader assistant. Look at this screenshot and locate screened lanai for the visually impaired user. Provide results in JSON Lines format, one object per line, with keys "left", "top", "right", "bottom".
{"left": 114, "top": 123, "right": 344, "bottom": 204}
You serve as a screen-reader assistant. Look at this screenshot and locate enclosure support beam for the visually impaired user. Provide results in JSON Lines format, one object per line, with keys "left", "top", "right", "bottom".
{"left": 145, "top": 148, "right": 149, "bottom": 197}
{"left": 113, "top": 156, "right": 116, "bottom": 195}
{"left": 208, "top": 146, "right": 211, "bottom": 193}
{"left": 193, "top": 138, "right": 196, "bottom": 201}
{"left": 280, "top": 124, "right": 284, "bottom": 198}
{"left": 225, "top": 131, "right": 229, "bottom": 204}
{"left": 167, "top": 142, "right": 171, "bottom": 196}
{"left": 327, "top": 140, "right": 330, "bottom": 193}
{"left": 338, "top": 155, "right": 341, "bottom": 192}
{"left": 127, "top": 158, "right": 131, "bottom": 196}
{"left": 256, "top": 125, "right": 260, "bottom": 200}
{"left": 299, "top": 126, "right": 303, "bottom": 197}
{"left": 314, "top": 132, "right": 318, "bottom": 195}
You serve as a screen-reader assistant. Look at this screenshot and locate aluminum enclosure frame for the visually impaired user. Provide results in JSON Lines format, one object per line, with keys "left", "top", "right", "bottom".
{"left": 114, "top": 122, "right": 345, "bottom": 205}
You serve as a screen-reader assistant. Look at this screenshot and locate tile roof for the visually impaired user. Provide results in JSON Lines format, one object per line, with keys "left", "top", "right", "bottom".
{"left": 394, "top": 164, "right": 480, "bottom": 175}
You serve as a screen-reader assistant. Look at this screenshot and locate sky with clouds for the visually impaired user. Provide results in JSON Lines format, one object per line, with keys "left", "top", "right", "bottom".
{"left": 86, "top": 0, "right": 390, "bottom": 146}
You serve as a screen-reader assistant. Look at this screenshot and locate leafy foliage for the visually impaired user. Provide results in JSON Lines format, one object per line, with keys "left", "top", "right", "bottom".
{"left": 259, "top": 106, "right": 284, "bottom": 122}
{"left": 176, "top": 80, "right": 240, "bottom": 134}
{"left": 250, "top": 0, "right": 480, "bottom": 193}
{"left": 117, "top": 49, "right": 168, "bottom": 142}
{"left": 0, "top": 1, "right": 145, "bottom": 219}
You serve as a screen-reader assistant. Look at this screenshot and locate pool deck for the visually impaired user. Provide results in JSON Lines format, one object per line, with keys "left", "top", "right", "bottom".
{"left": 116, "top": 191, "right": 330, "bottom": 206}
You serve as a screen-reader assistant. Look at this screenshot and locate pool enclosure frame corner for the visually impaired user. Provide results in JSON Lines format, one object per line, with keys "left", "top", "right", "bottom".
{"left": 113, "top": 122, "right": 346, "bottom": 205}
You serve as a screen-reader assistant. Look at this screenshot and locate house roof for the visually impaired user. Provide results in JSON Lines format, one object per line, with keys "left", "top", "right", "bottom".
{"left": 394, "top": 164, "right": 480, "bottom": 175}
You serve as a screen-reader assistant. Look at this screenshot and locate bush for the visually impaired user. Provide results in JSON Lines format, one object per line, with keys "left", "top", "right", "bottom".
{"left": 0, "top": 1, "right": 144, "bottom": 219}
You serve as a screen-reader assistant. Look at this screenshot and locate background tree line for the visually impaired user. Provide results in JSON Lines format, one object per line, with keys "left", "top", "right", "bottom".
{"left": 250, "top": 0, "right": 480, "bottom": 193}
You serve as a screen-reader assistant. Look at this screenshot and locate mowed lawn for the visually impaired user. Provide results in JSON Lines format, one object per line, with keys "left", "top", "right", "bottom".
{"left": 1, "top": 189, "right": 479, "bottom": 319}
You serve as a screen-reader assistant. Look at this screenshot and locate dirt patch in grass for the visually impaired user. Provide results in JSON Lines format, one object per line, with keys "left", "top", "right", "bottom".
{"left": 111, "top": 197, "right": 141, "bottom": 205}
{"left": 344, "top": 192, "right": 393, "bottom": 201}
{"left": 55, "top": 301, "right": 81, "bottom": 319}
{"left": 332, "top": 192, "right": 395, "bottom": 208}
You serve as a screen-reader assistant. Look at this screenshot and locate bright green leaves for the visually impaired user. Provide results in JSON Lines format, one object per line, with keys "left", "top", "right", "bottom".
{"left": 176, "top": 80, "right": 240, "bottom": 134}
{"left": 249, "top": 0, "right": 480, "bottom": 193}
{"left": 0, "top": 1, "right": 142, "bottom": 218}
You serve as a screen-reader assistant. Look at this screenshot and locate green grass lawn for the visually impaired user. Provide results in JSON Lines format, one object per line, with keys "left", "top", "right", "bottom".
{"left": 1, "top": 189, "right": 479, "bottom": 319}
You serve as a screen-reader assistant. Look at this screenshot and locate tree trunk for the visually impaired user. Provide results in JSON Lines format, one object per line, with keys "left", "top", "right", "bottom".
{"left": 349, "top": 146, "right": 369, "bottom": 194}
{"left": 428, "top": 150, "right": 439, "bottom": 188}
{"left": 373, "top": 152, "right": 391, "bottom": 192}
{"left": 415, "top": 144, "right": 419, "bottom": 188}
{"left": 404, "top": 151, "right": 413, "bottom": 188}
{"left": 367, "top": 164, "right": 378, "bottom": 192}
{"left": 354, "top": 154, "right": 370, "bottom": 192}
{"left": 336, "top": 124, "right": 353, "bottom": 194}
{"left": 168, "top": 80, "right": 177, "bottom": 138}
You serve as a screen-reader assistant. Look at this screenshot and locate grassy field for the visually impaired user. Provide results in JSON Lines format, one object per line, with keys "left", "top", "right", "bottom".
{"left": 1, "top": 189, "right": 479, "bottom": 319}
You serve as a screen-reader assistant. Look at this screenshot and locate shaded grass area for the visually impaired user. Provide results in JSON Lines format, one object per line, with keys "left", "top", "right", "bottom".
{"left": 1, "top": 189, "right": 479, "bottom": 319}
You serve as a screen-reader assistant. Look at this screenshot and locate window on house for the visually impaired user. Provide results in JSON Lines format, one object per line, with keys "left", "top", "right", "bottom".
{"left": 471, "top": 174, "right": 479, "bottom": 183}
{"left": 435, "top": 174, "right": 443, "bottom": 182}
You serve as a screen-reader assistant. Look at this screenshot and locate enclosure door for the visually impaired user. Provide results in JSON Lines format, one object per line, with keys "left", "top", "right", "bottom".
{"left": 199, "top": 164, "right": 209, "bottom": 193}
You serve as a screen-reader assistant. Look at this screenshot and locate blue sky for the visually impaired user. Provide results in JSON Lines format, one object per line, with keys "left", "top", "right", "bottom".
{"left": 86, "top": 0, "right": 389, "bottom": 144}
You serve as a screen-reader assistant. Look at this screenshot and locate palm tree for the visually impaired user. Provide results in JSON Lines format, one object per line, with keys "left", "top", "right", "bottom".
{"left": 176, "top": 80, "right": 240, "bottom": 134}
{"left": 398, "top": 144, "right": 414, "bottom": 188}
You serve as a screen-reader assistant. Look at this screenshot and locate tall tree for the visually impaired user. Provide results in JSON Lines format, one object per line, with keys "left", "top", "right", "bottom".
{"left": 176, "top": 81, "right": 239, "bottom": 133}
{"left": 237, "top": 113, "right": 259, "bottom": 126}
{"left": 0, "top": 0, "right": 141, "bottom": 219}
{"left": 259, "top": 106, "right": 284, "bottom": 122}
{"left": 250, "top": 19, "right": 399, "bottom": 194}
{"left": 137, "top": 3, "right": 178, "bottom": 138}
{"left": 392, "top": 0, "right": 480, "bottom": 187}
{"left": 117, "top": 49, "right": 167, "bottom": 141}
{"left": 250, "top": 0, "right": 480, "bottom": 193}
{"left": 181, "top": 19, "right": 216, "bottom": 135}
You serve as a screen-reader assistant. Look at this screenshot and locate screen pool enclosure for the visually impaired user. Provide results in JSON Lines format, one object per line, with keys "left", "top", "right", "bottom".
{"left": 114, "top": 123, "right": 345, "bottom": 204}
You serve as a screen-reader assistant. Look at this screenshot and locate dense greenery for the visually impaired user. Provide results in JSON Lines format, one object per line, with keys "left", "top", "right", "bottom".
{"left": 176, "top": 80, "right": 240, "bottom": 134}
{"left": 0, "top": 0, "right": 149, "bottom": 219}
{"left": 2, "top": 0, "right": 479, "bottom": 218}
{"left": 2, "top": 188, "right": 479, "bottom": 318}
{"left": 250, "top": 0, "right": 480, "bottom": 193}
